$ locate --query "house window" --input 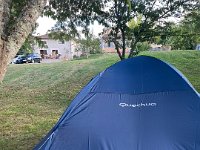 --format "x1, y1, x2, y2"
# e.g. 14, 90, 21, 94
58, 40, 65, 44
52, 50, 60, 59
40, 50, 47, 59
40, 50, 47, 55
52, 50, 58, 55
